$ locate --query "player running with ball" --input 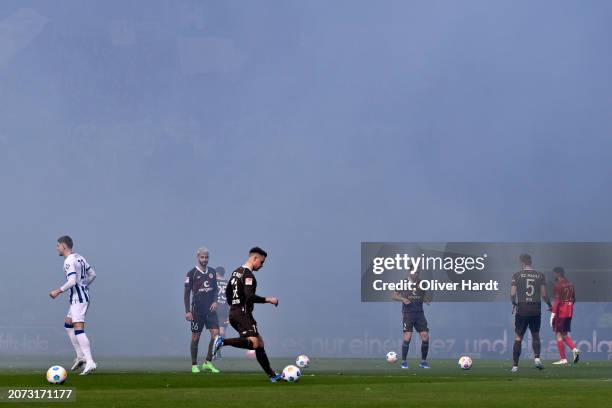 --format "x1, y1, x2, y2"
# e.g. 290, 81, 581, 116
49, 236, 98, 375
211, 247, 281, 382
551, 267, 580, 365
